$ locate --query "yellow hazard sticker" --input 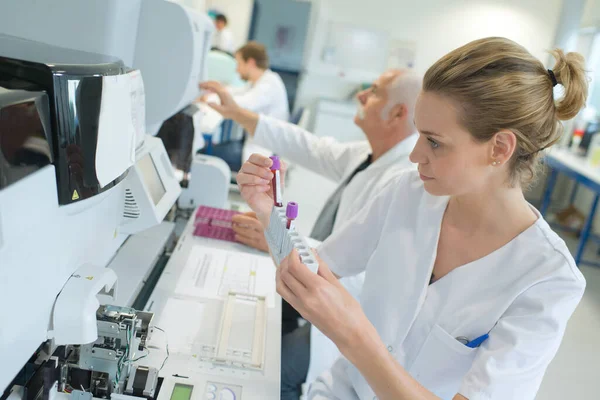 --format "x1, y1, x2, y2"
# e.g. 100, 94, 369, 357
72, 190, 80, 200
